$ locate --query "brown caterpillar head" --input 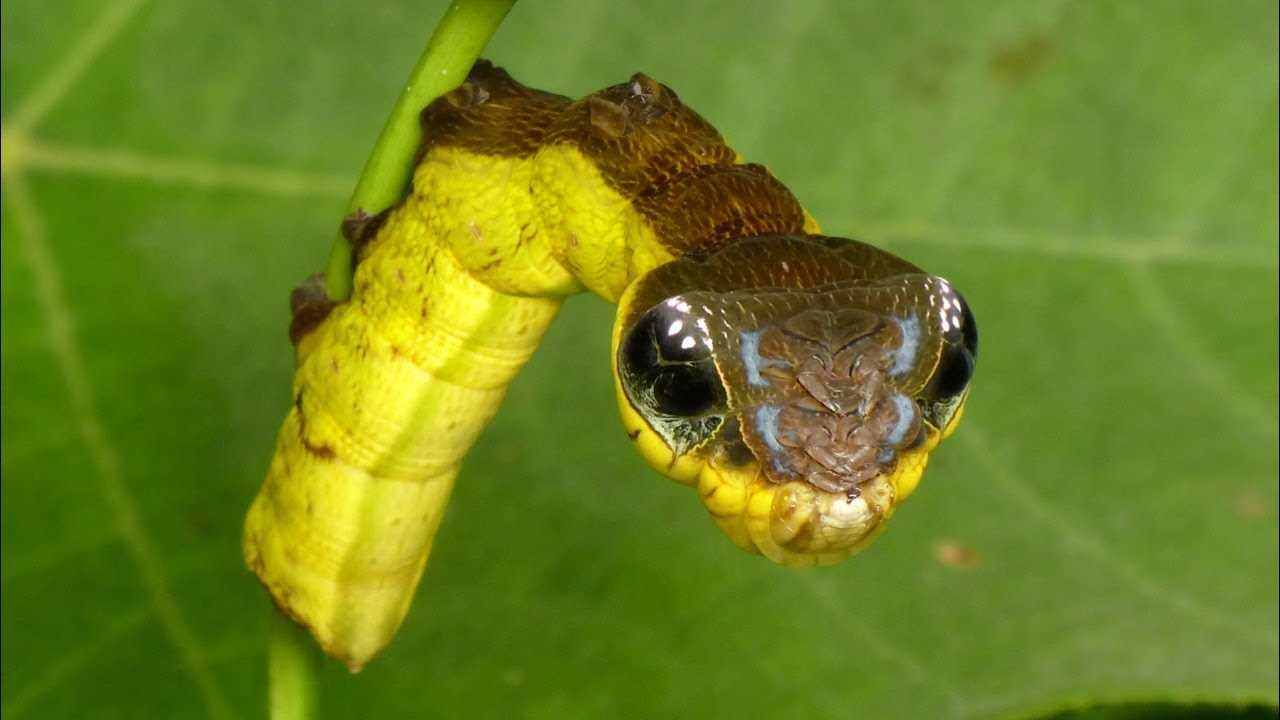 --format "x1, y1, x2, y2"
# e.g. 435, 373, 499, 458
612, 235, 976, 565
